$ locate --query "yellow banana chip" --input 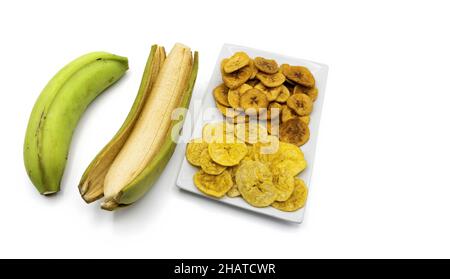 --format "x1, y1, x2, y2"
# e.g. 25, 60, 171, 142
254, 57, 279, 74
224, 52, 250, 73
276, 85, 290, 103
226, 165, 241, 198
256, 141, 306, 176
272, 178, 308, 211
202, 122, 235, 143
194, 170, 233, 198
186, 138, 208, 167
272, 170, 295, 202
236, 160, 276, 207
234, 122, 269, 144
216, 101, 241, 118
287, 93, 313, 116
255, 83, 282, 102
199, 149, 227, 175
213, 83, 230, 106
256, 72, 285, 87
208, 142, 248, 166
222, 66, 252, 89
294, 85, 318, 102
